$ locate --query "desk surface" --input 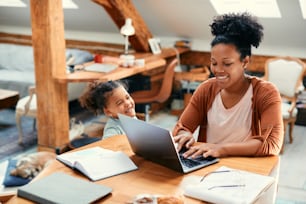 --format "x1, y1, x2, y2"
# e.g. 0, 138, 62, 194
56, 58, 166, 83
8, 135, 279, 204
54, 47, 189, 83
